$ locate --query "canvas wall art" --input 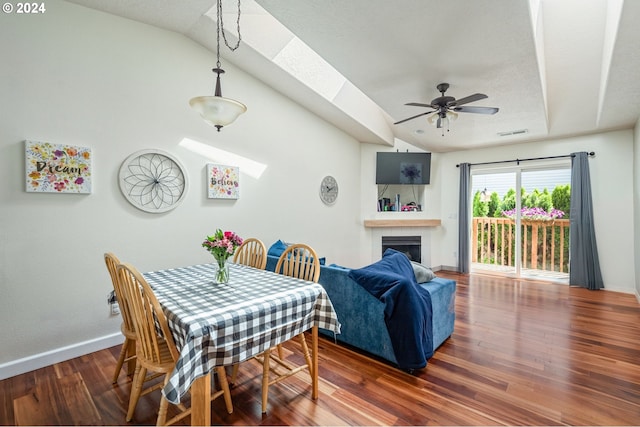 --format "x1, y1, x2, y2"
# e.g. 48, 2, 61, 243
207, 164, 239, 199
25, 140, 92, 194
